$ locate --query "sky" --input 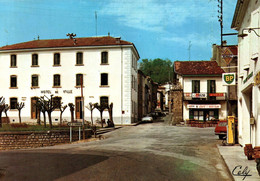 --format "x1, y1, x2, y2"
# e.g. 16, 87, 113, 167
0, 0, 238, 61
